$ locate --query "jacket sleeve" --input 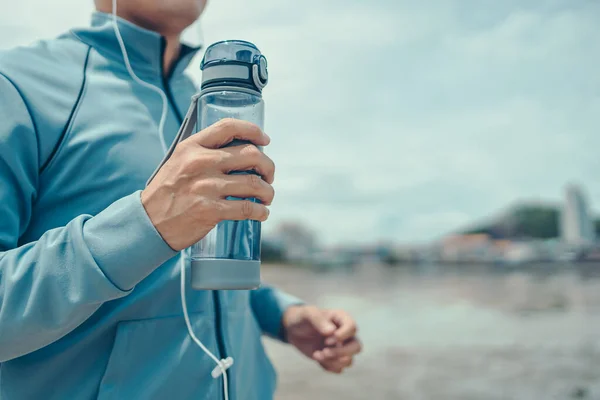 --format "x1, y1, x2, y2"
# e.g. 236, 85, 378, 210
0, 74, 178, 362
250, 284, 304, 341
